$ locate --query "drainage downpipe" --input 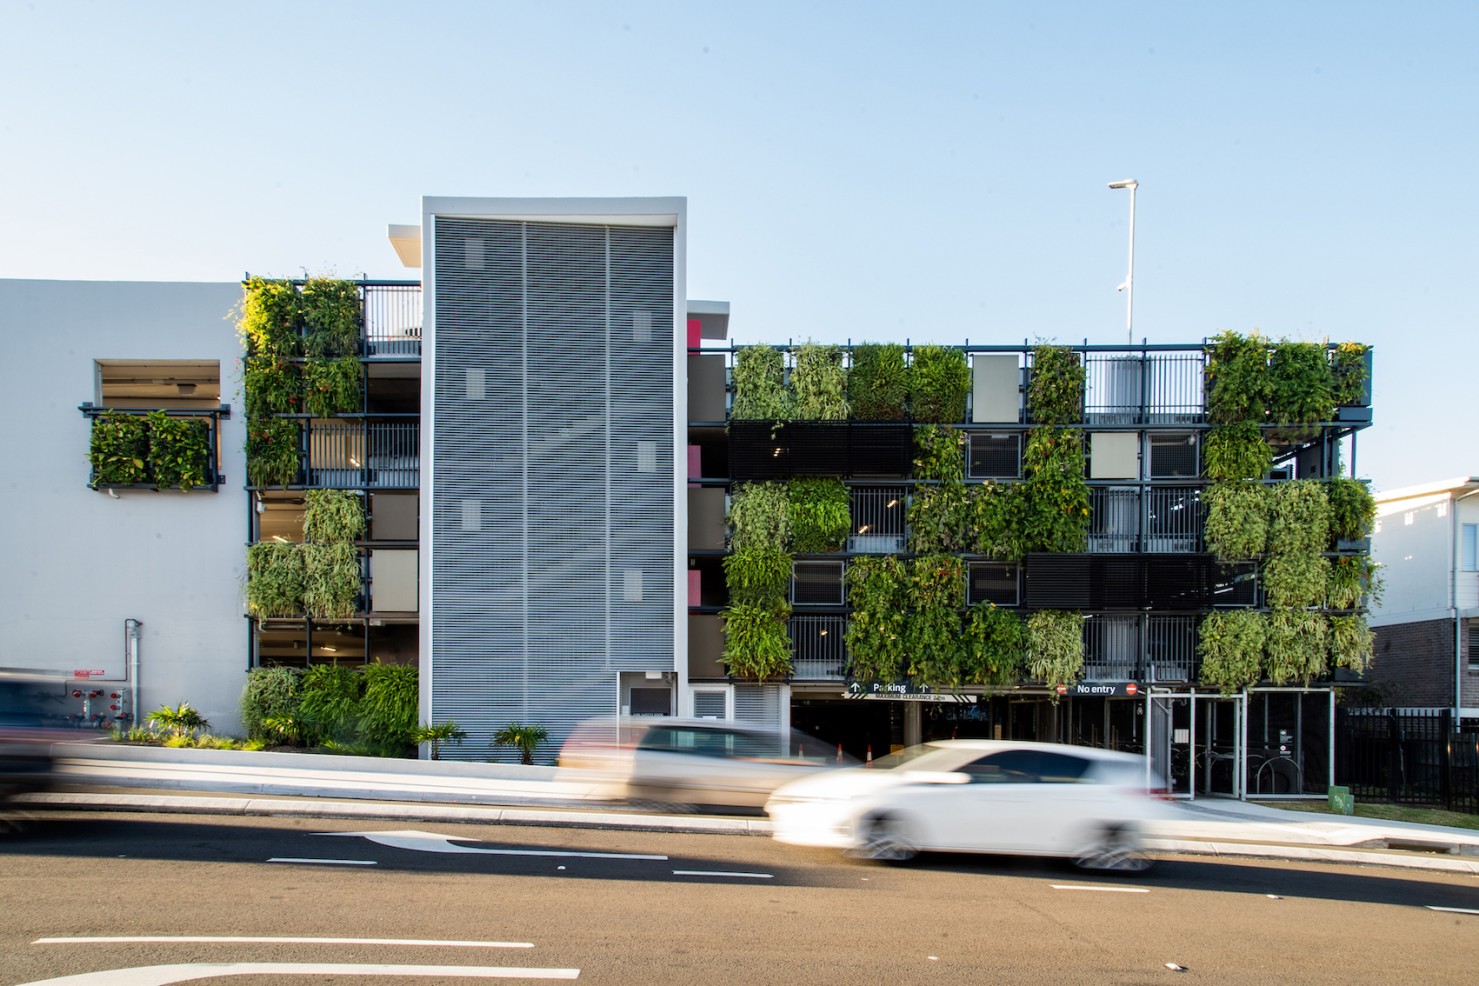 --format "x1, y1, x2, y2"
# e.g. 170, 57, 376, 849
124, 618, 142, 728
